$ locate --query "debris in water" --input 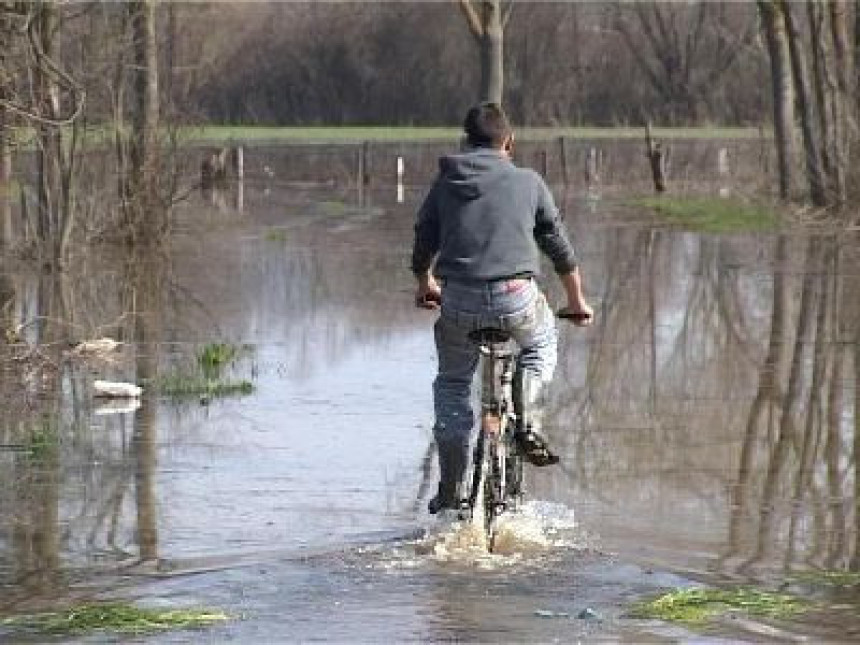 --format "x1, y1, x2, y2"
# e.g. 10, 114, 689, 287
93, 380, 143, 398
534, 609, 570, 619
71, 338, 121, 357
94, 399, 142, 415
